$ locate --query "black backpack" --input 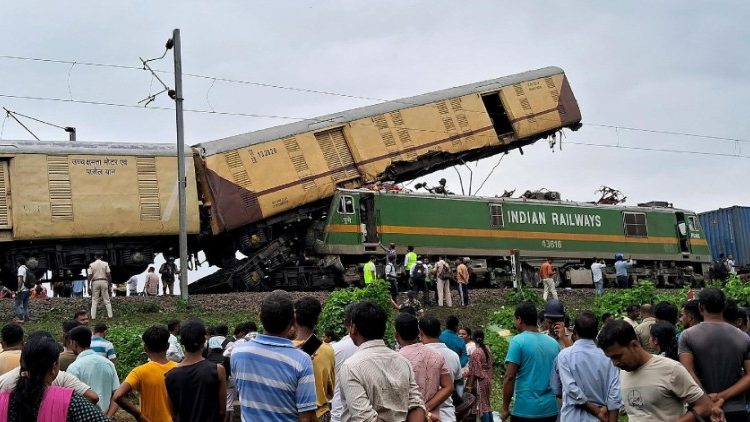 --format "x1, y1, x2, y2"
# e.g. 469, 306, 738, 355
713, 259, 729, 281
22, 266, 37, 289
412, 262, 426, 282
